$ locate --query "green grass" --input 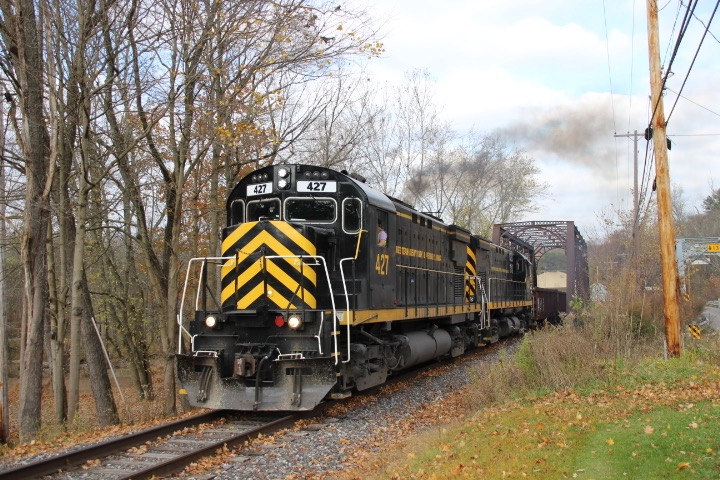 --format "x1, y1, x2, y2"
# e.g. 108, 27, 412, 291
354, 337, 720, 480
571, 401, 720, 479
